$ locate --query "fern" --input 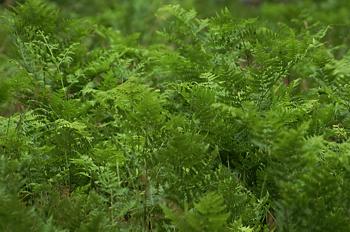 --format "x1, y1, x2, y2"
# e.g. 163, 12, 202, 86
162, 192, 230, 232
1, 0, 350, 231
